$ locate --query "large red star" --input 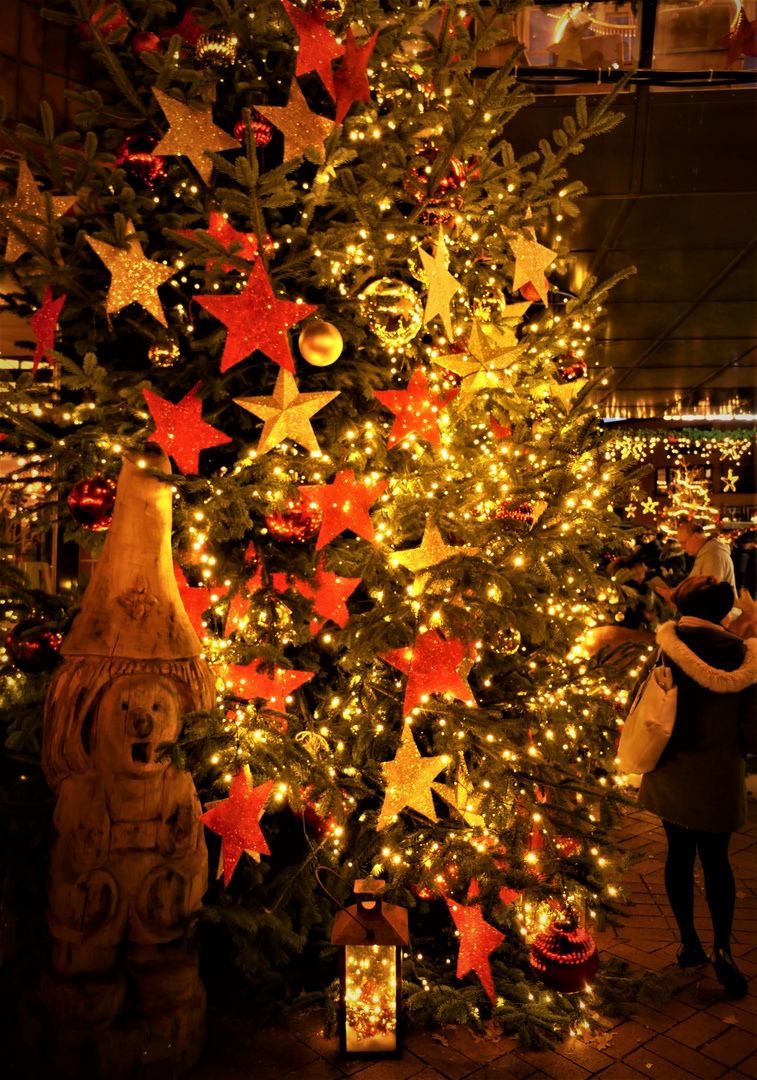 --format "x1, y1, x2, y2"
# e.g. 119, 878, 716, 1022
179, 210, 259, 273
196, 258, 317, 373
173, 563, 212, 638
281, 0, 345, 99
374, 367, 448, 448
199, 770, 273, 886
445, 882, 505, 1004
293, 560, 362, 634
334, 28, 379, 124
30, 286, 66, 376
715, 10, 757, 69
381, 630, 477, 714
298, 468, 388, 551
143, 382, 232, 475
217, 661, 314, 705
